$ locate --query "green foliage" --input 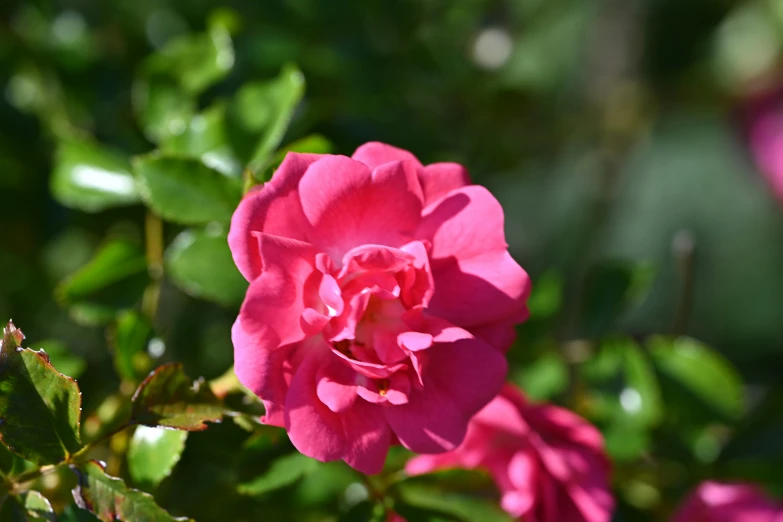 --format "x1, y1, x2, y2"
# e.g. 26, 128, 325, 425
0, 326, 82, 465
165, 226, 247, 307
131, 363, 224, 431
133, 154, 242, 225
72, 461, 191, 522
111, 311, 154, 383
51, 138, 139, 213
649, 336, 744, 420
243, 64, 306, 178
56, 240, 150, 326
390, 471, 515, 522
237, 452, 317, 496
127, 427, 188, 489
2, 1, 780, 520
